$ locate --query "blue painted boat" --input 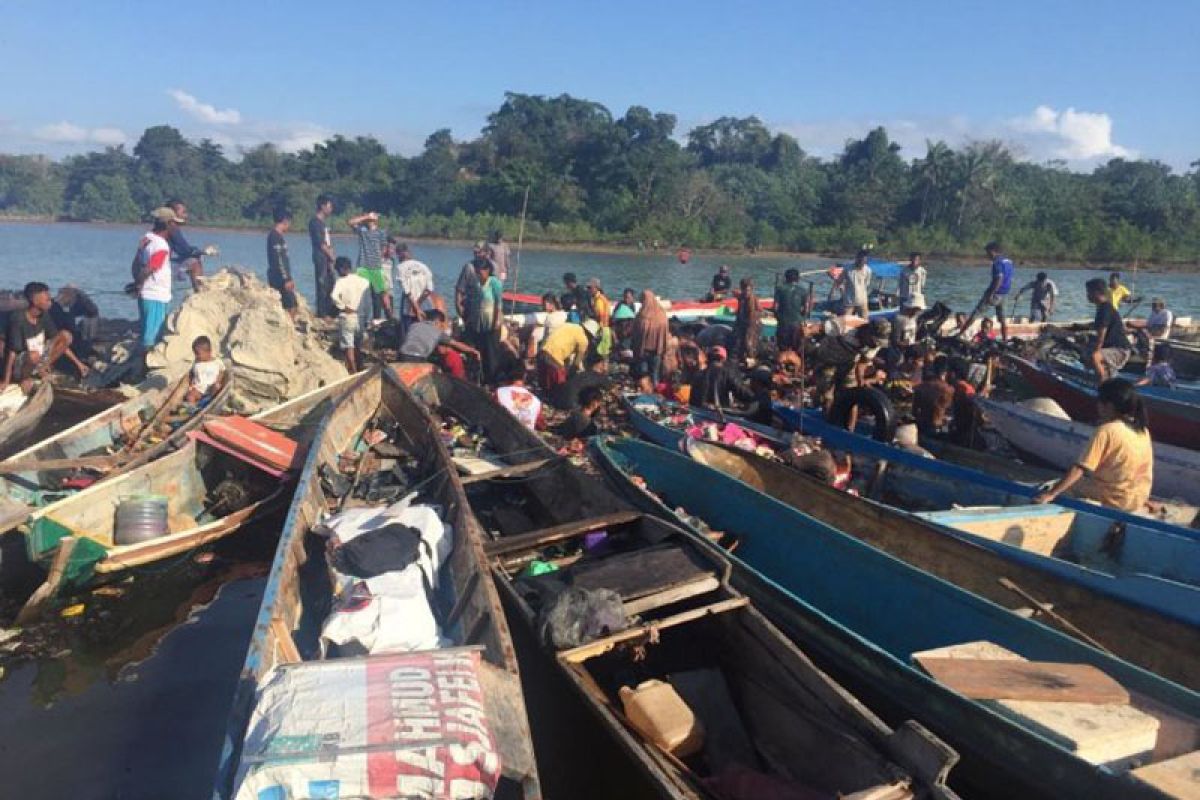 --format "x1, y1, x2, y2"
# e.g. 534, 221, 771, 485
621, 395, 1200, 685
772, 401, 1200, 544
591, 436, 1200, 800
